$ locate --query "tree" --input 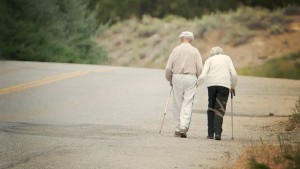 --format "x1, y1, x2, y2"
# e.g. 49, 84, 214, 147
0, 0, 106, 64
89, 0, 300, 23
